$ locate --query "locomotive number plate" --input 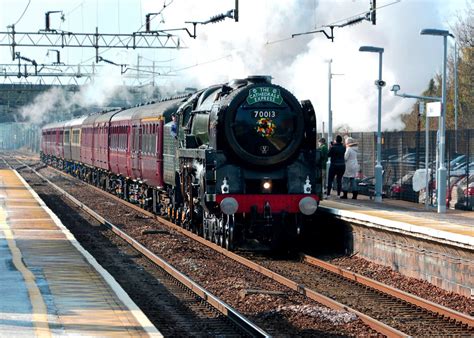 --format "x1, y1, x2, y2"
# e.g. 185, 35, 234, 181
253, 110, 276, 118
